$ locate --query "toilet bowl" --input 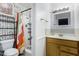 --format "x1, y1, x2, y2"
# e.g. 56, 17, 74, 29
4, 48, 19, 56
0, 39, 14, 51
0, 39, 19, 56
